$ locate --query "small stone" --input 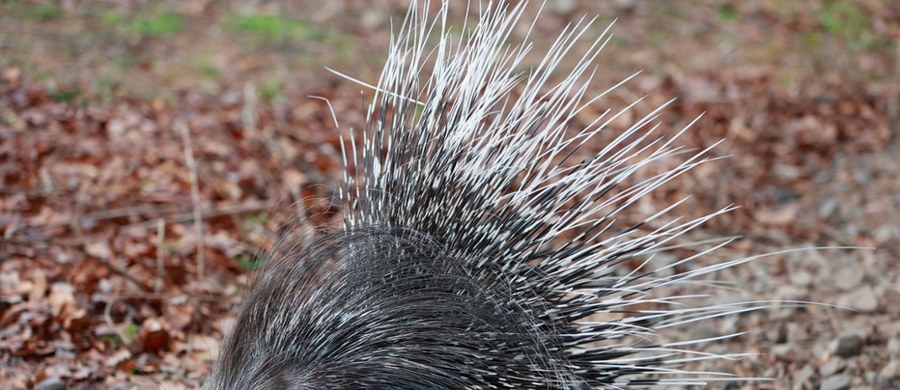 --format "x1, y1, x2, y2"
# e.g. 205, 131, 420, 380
777, 285, 807, 301
819, 358, 846, 376
888, 337, 900, 357
720, 315, 739, 335
879, 321, 900, 338
818, 198, 838, 218
792, 365, 814, 390
819, 374, 851, 390
790, 270, 814, 287
829, 334, 865, 358
834, 267, 865, 291
787, 323, 810, 343
613, 0, 637, 14
35, 377, 66, 390
878, 361, 900, 389
719, 381, 741, 390
836, 286, 879, 313
550, 0, 577, 14
885, 288, 900, 316
360, 9, 388, 30
771, 344, 793, 359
